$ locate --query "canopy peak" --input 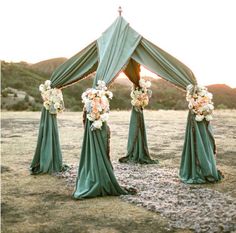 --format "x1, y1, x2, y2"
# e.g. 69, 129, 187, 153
118, 6, 122, 16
